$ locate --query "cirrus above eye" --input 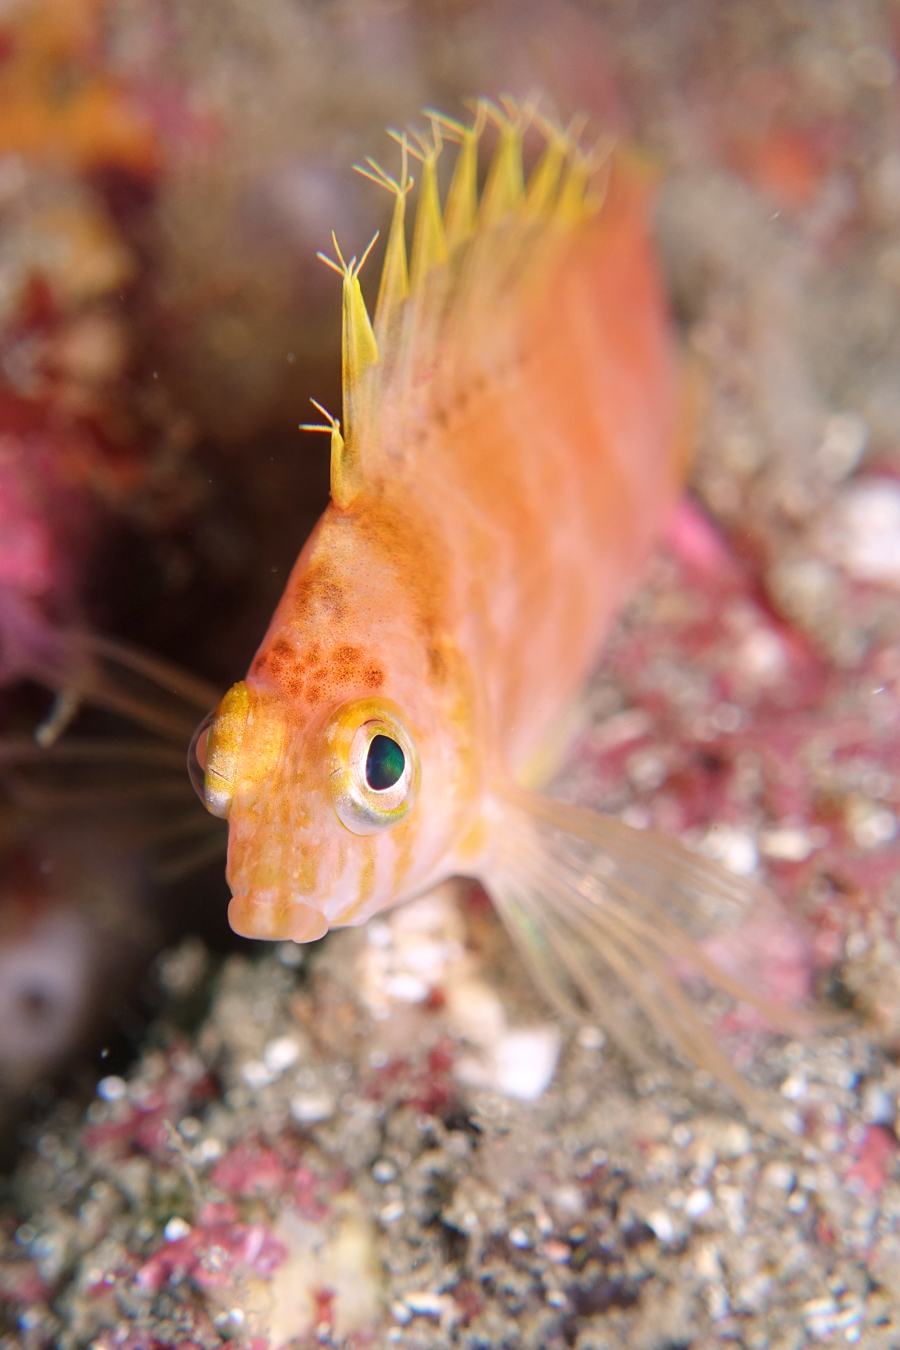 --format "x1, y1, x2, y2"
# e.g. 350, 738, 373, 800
326, 699, 419, 835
